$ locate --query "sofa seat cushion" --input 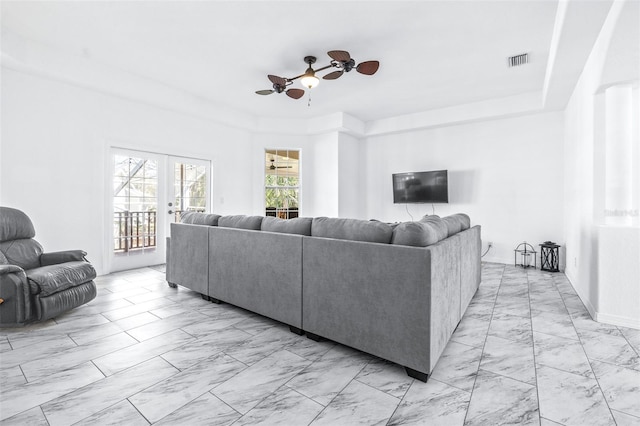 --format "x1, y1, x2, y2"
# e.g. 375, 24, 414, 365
26, 261, 97, 297
181, 211, 221, 226
261, 217, 312, 236
218, 215, 264, 230
391, 221, 442, 247
311, 217, 393, 244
